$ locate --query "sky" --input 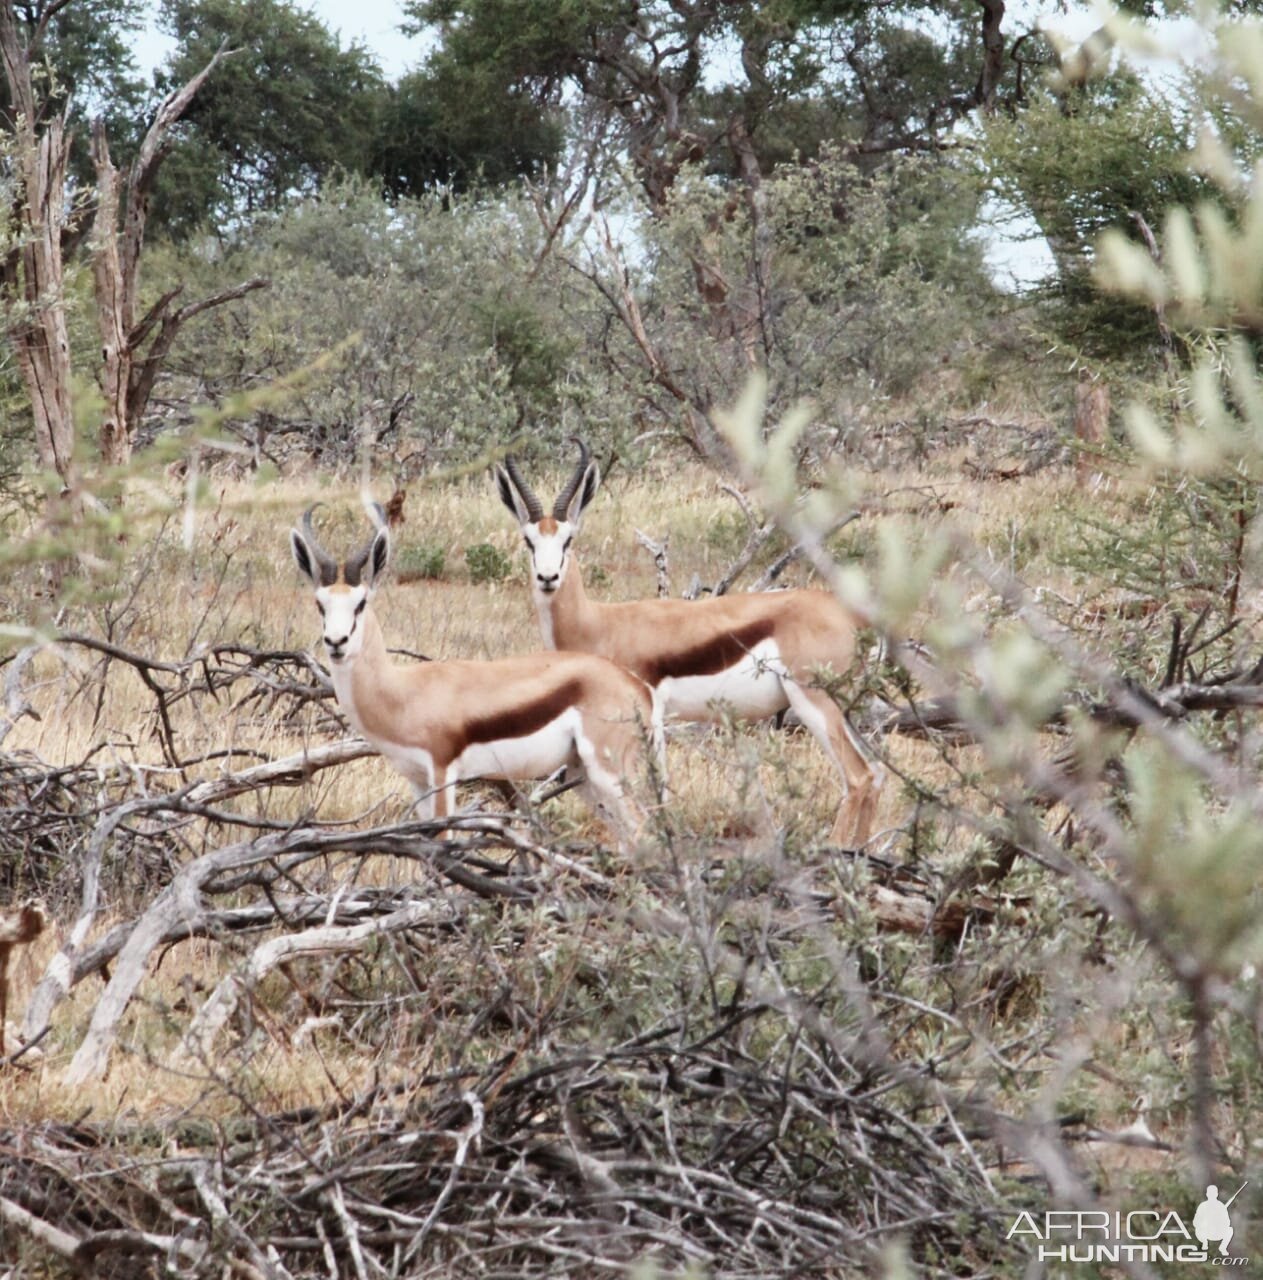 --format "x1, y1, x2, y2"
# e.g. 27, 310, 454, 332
135, 0, 422, 81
